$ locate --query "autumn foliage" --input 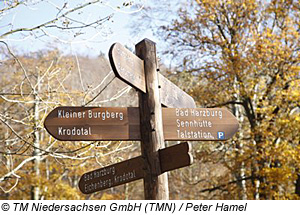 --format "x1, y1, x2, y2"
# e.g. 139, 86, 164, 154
159, 0, 300, 199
